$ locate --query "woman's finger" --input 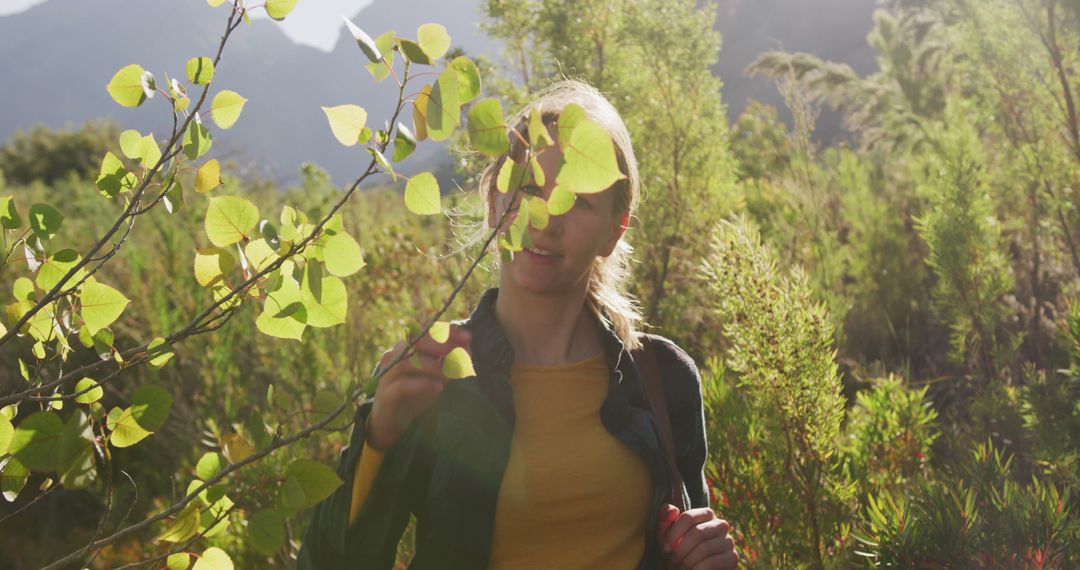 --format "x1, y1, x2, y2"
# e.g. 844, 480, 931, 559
678, 532, 735, 569
672, 518, 728, 565
663, 509, 716, 553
